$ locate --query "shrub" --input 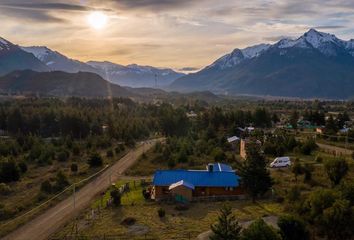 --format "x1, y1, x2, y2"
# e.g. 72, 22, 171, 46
0, 159, 20, 183
18, 161, 27, 173
72, 145, 80, 156
303, 164, 314, 183
291, 159, 303, 181
287, 186, 301, 202
0, 183, 12, 195
110, 188, 121, 206
278, 215, 309, 240
57, 150, 70, 162
315, 155, 323, 163
106, 149, 114, 158
158, 208, 166, 218
324, 158, 349, 186
241, 218, 280, 240
87, 152, 103, 167
40, 180, 52, 194
70, 163, 78, 173
53, 171, 69, 192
